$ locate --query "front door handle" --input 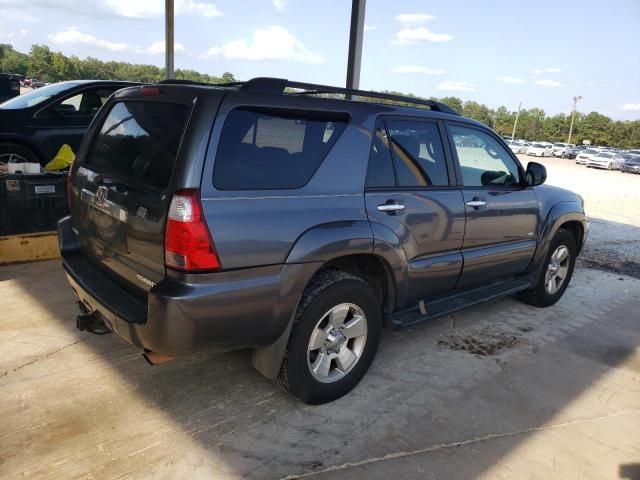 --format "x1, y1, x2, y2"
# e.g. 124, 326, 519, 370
377, 204, 405, 213
466, 200, 487, 209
